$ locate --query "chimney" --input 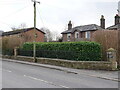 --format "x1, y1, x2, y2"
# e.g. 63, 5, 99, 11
68, 21, 72, 30
115, 14, 120, 25
100, 15, 105, 29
